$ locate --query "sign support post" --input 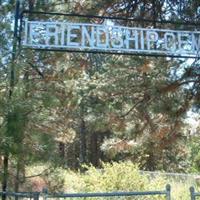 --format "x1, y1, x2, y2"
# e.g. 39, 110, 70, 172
2, 1, 21, 200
